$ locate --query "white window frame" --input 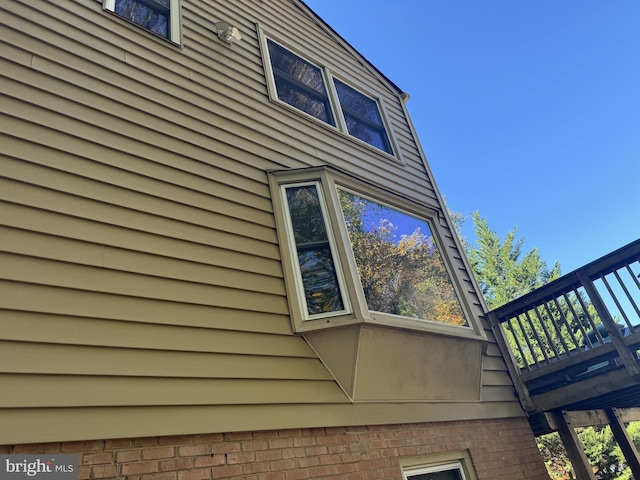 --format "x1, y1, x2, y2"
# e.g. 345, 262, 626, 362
260, 30, 400, 159
269, 167, 486, 340
404, 462, 466, 480
103, 0, 181, 44
401, 451, 478, 480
